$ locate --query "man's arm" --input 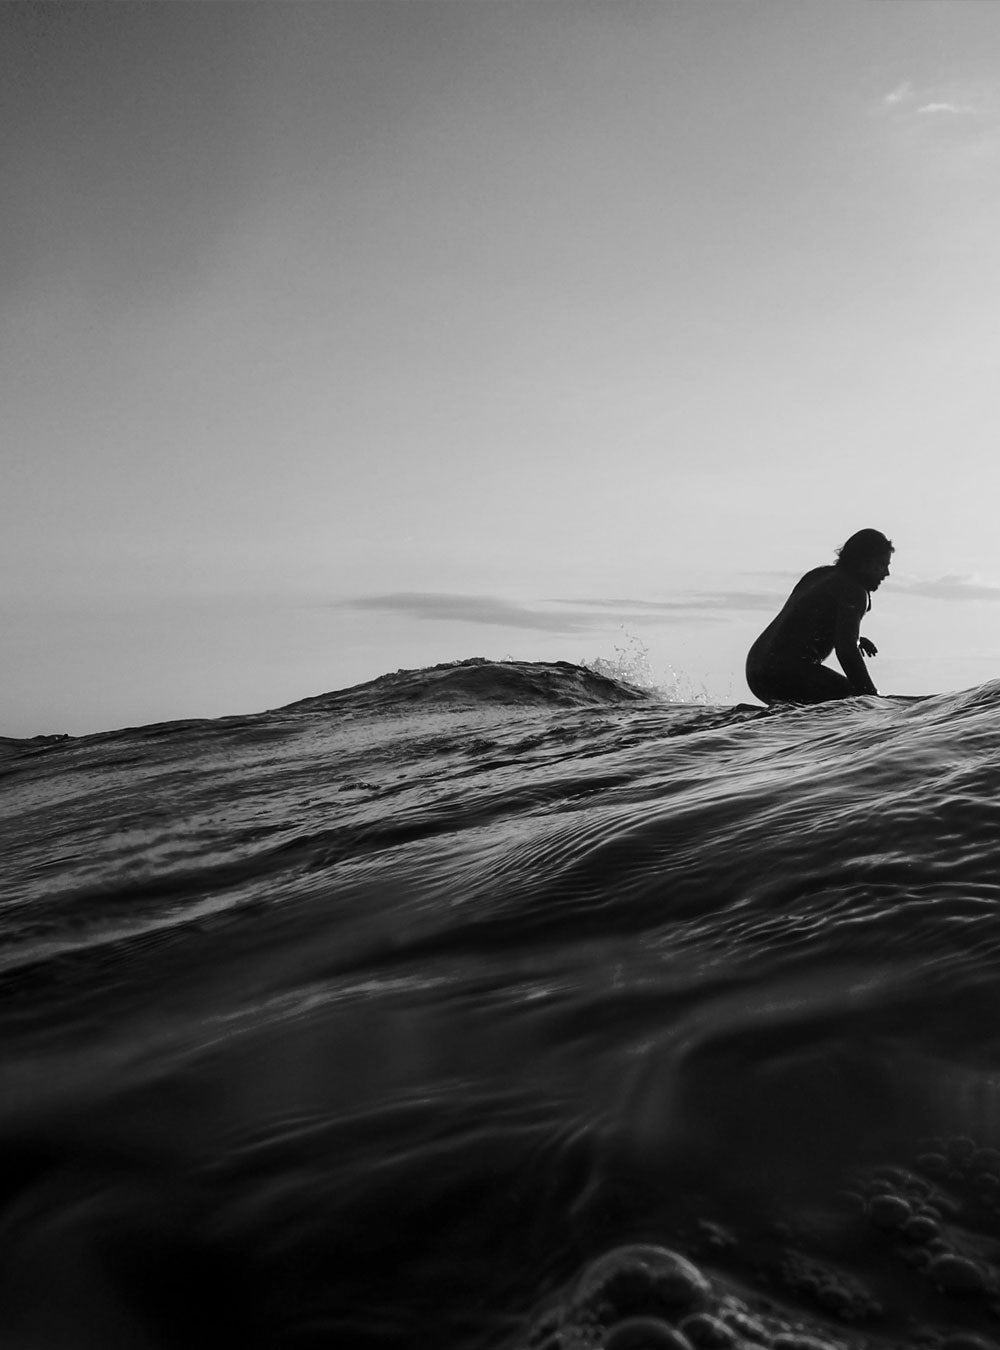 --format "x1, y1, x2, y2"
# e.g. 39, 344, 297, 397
834, 592, 878, 695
